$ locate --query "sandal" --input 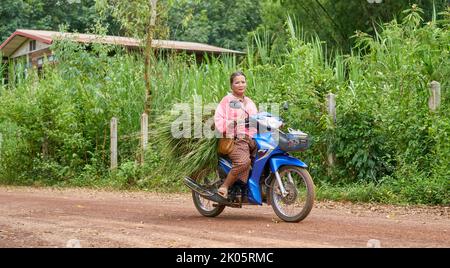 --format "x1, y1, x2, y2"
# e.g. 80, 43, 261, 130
218, 186, 228, 199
